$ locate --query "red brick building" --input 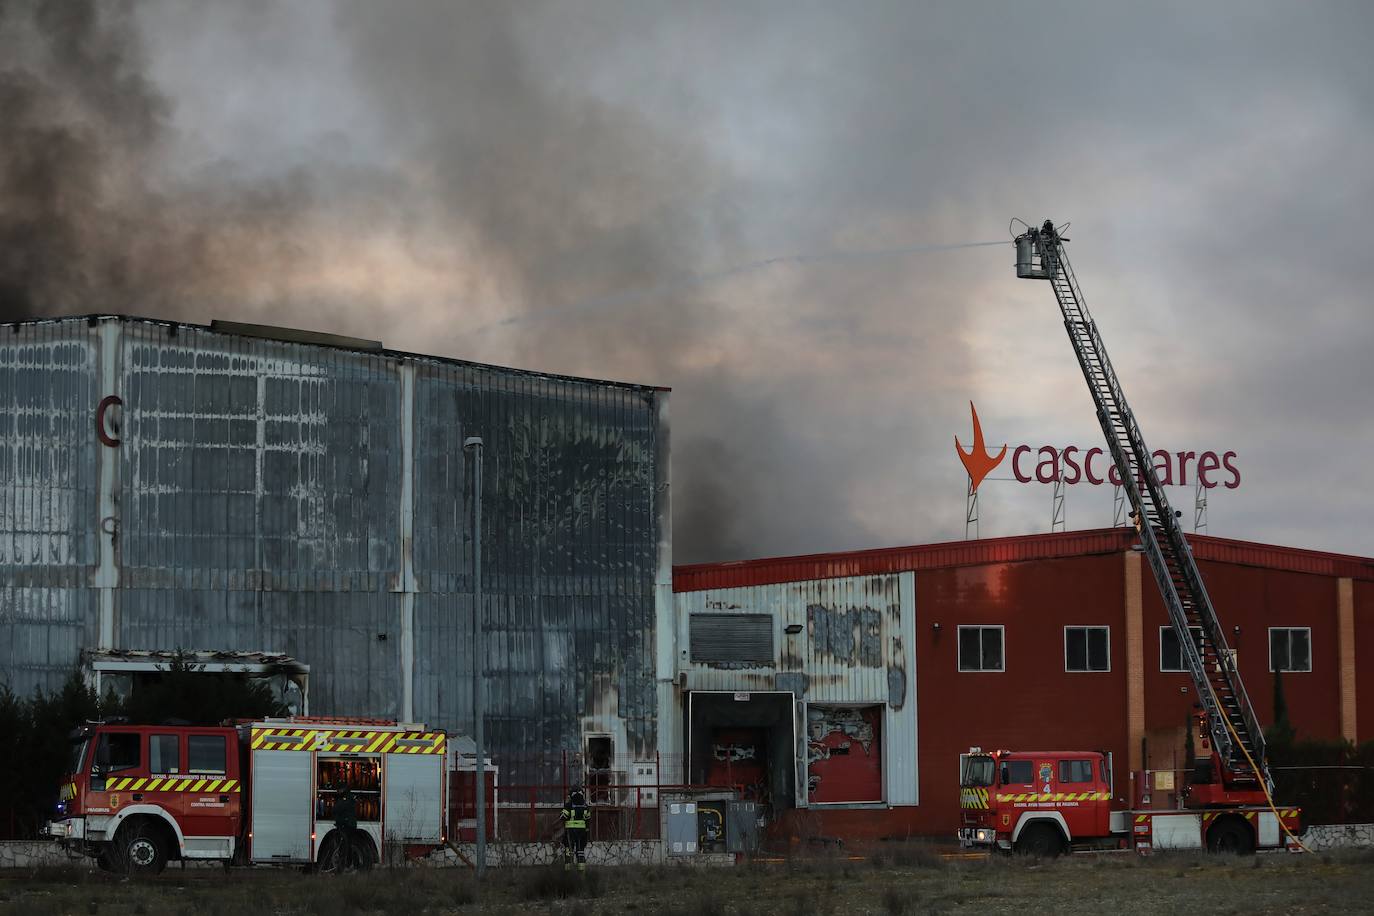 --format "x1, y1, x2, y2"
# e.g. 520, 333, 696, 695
671, 528, 1373, 840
